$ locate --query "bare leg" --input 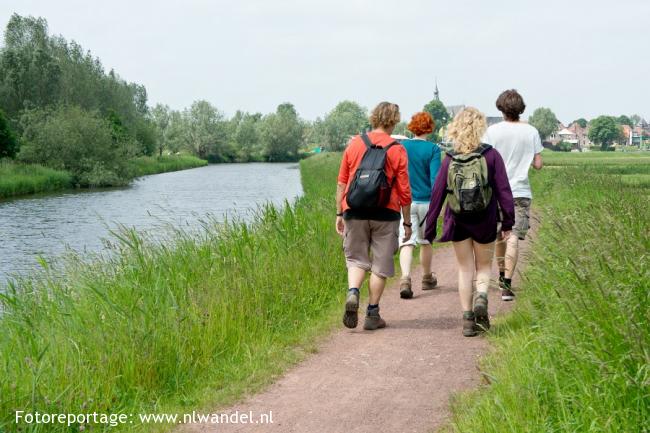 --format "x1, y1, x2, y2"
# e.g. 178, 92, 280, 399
473, 241, 495, 294
399, 245, 414, 278
495, 232, 506, 274
348, 266, 366, 289
452, 239, 475, 312
420, 244, 433, 275
504, 236, 519, 279
368, 273, 387, 305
